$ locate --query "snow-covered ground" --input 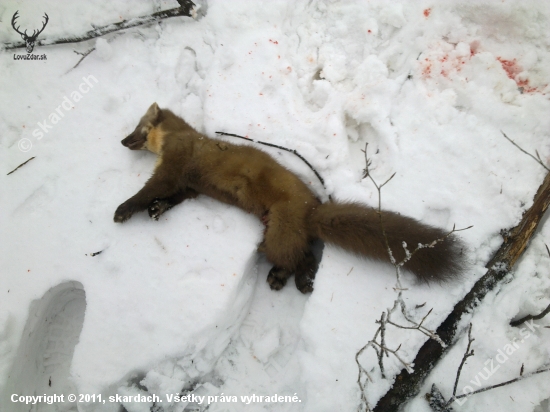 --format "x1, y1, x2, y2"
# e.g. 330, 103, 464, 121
1, 1, 550, 411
